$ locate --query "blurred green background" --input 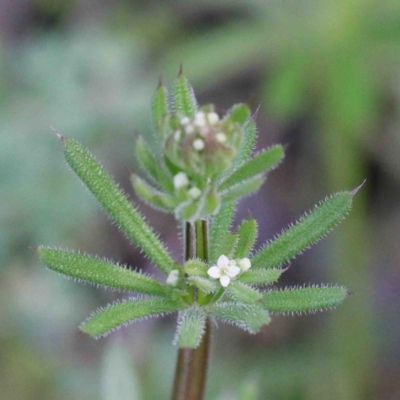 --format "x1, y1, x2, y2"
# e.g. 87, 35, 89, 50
1, 1, 400, 399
